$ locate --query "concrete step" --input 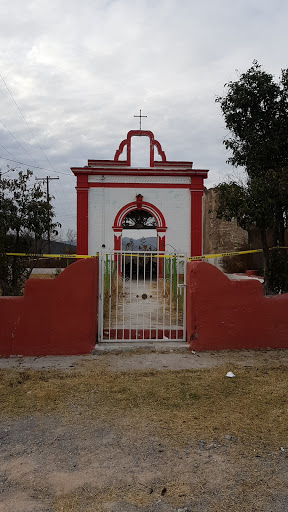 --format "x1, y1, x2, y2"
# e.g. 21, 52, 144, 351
92, 341, 188, 354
